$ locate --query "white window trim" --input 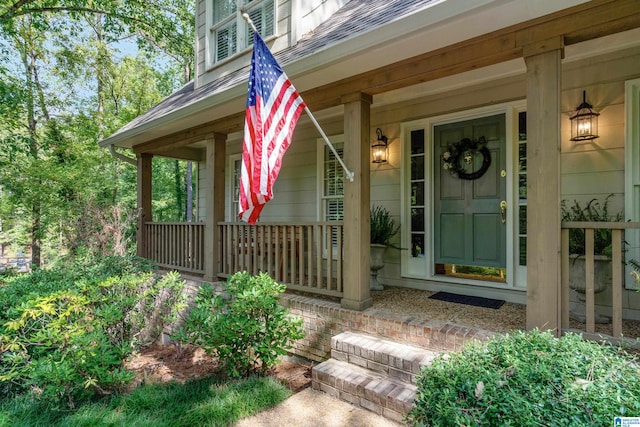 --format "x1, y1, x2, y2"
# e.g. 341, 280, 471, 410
317, 135, 344, 259
205, 0, 277, 69
227, 153, 242, 222
316, 135, 345, 221
624, 78, 640, 288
